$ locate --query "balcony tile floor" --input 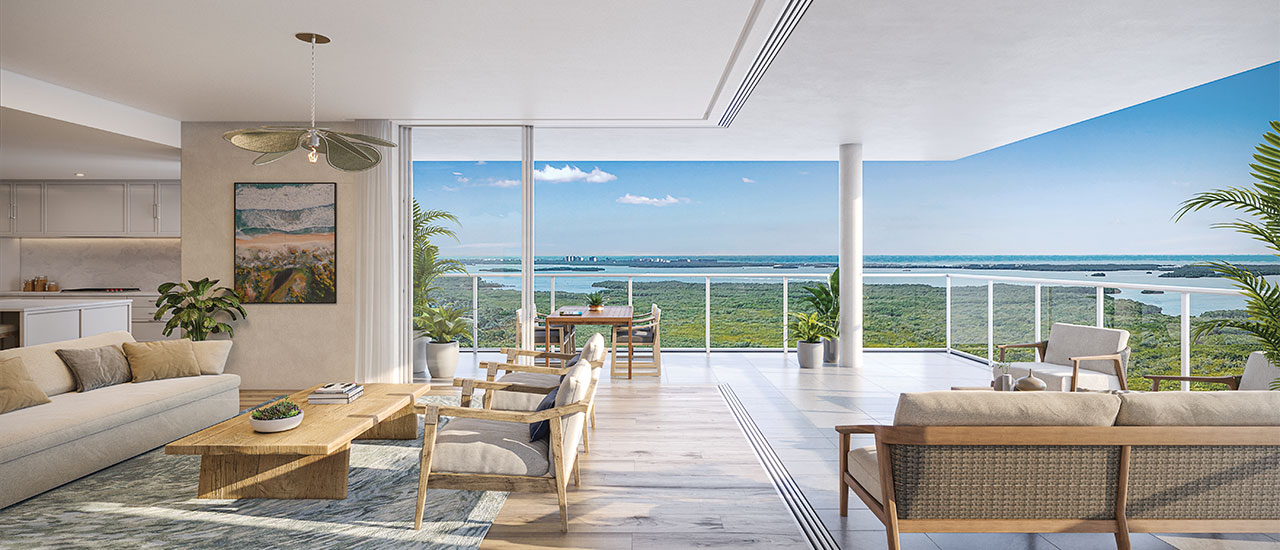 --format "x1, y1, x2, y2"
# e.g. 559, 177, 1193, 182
440, 350, 1278, 550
